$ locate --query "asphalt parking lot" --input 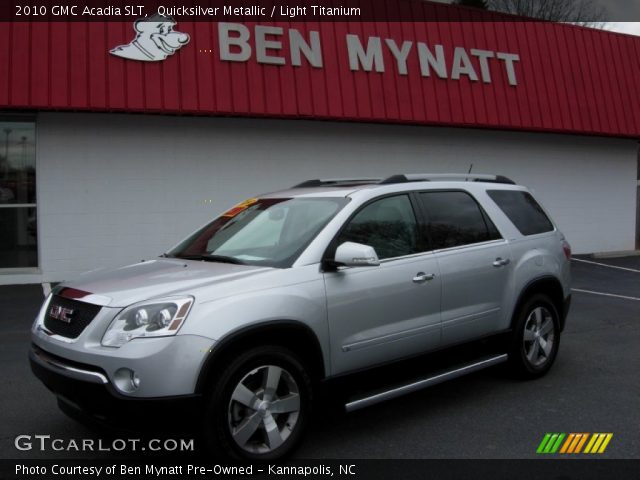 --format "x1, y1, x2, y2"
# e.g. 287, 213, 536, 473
1, 255, 638, 460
